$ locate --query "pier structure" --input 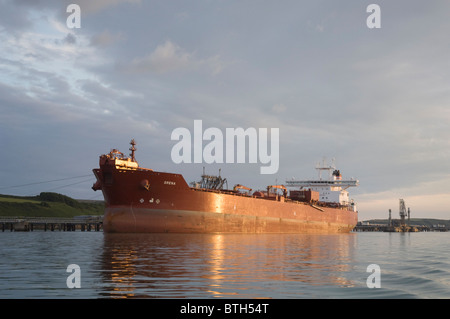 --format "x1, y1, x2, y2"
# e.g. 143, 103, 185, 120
0, 216, 103, 232
354, 223, 435, 232
354, 199, 449, 232
383, 199, 416, 232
